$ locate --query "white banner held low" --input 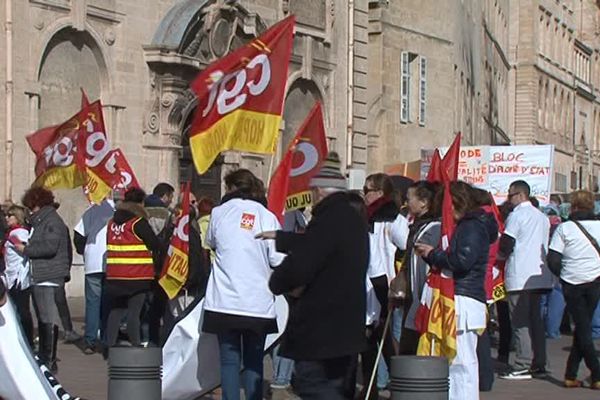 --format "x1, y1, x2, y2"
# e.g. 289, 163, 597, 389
0, 298, 81, 400
161, 295, 289, 400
